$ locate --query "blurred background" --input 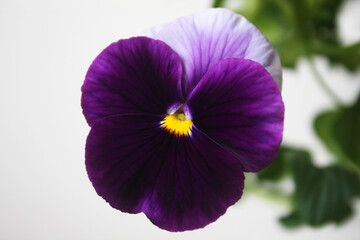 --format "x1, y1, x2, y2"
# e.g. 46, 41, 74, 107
0, 0, 359, 239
